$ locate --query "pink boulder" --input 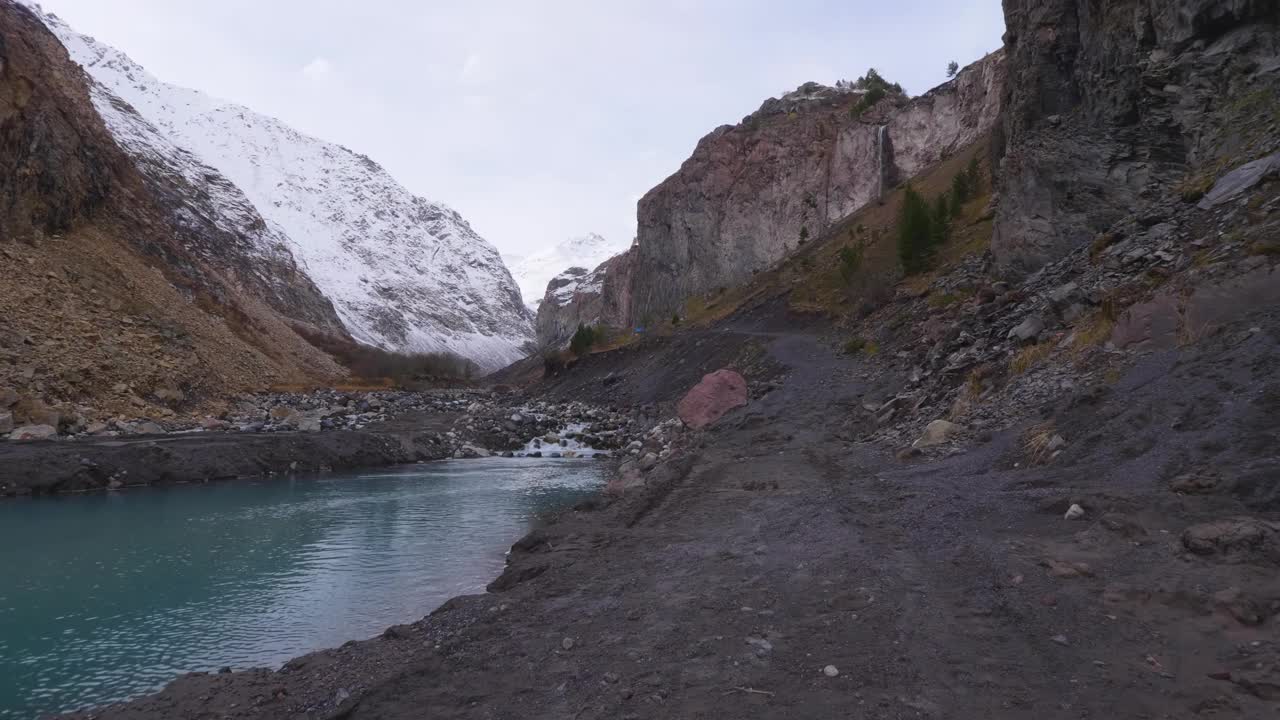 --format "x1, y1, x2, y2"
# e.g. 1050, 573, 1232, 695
677, 369, 748, 430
